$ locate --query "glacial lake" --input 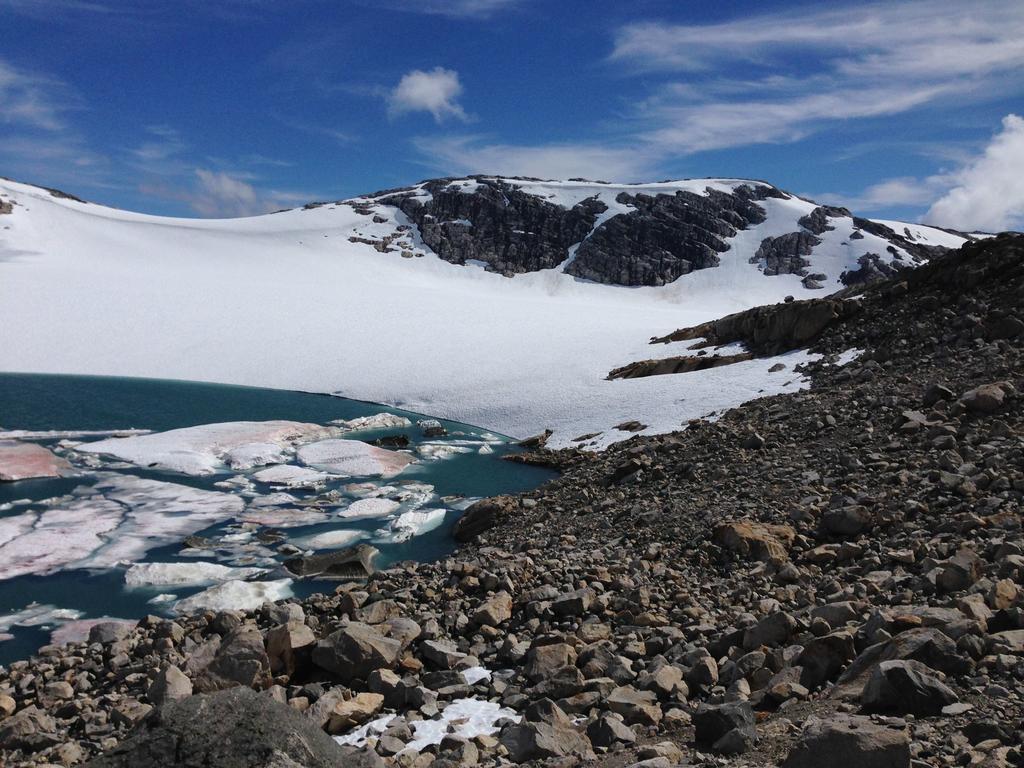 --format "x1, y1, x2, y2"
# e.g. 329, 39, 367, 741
0, 373, 555, 664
